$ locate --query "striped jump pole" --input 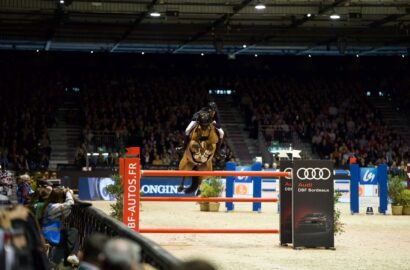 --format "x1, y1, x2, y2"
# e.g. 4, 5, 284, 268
120, 147, 287, 234
140, 197, 278, 202
141, 170, 289, 178
140, 228, 279, 234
